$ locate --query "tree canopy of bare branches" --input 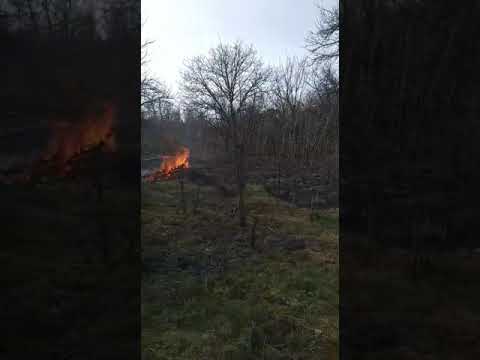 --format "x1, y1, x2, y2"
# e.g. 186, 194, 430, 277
271, 56, 308, 119
305, 5, 339, 65
181, 41, 270, 227
141, 39, 171, 110
308, 62, 339, 100
181, 41, 270, 141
